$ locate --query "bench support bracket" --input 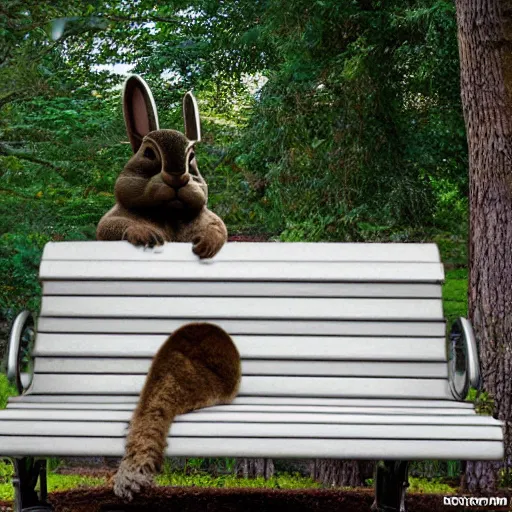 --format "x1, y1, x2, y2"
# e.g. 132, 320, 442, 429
12, 457, 53, 511
372, 460, 409, 512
